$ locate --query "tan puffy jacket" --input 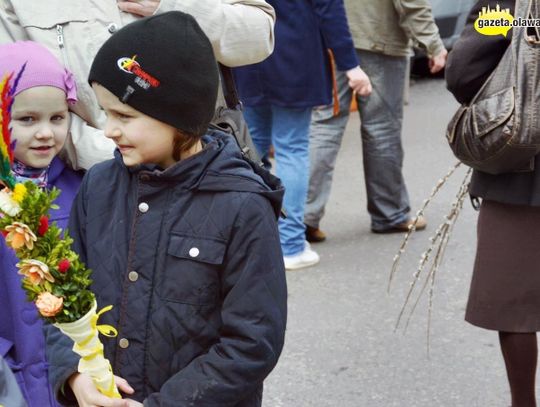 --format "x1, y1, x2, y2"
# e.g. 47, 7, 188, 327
0, 0, 275, 169
345, 0, 444, 58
